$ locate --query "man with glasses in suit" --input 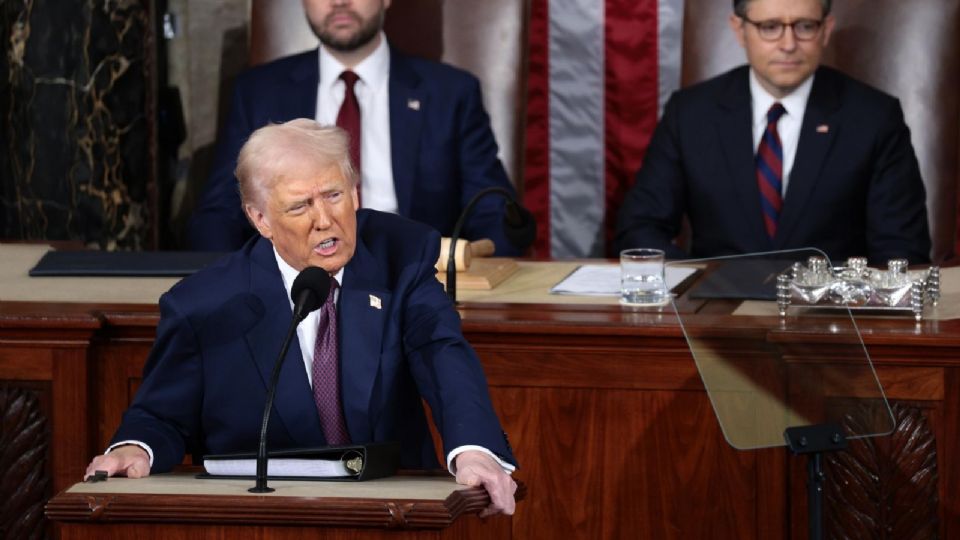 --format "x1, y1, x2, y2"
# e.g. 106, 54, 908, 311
615, 0, 930, 265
